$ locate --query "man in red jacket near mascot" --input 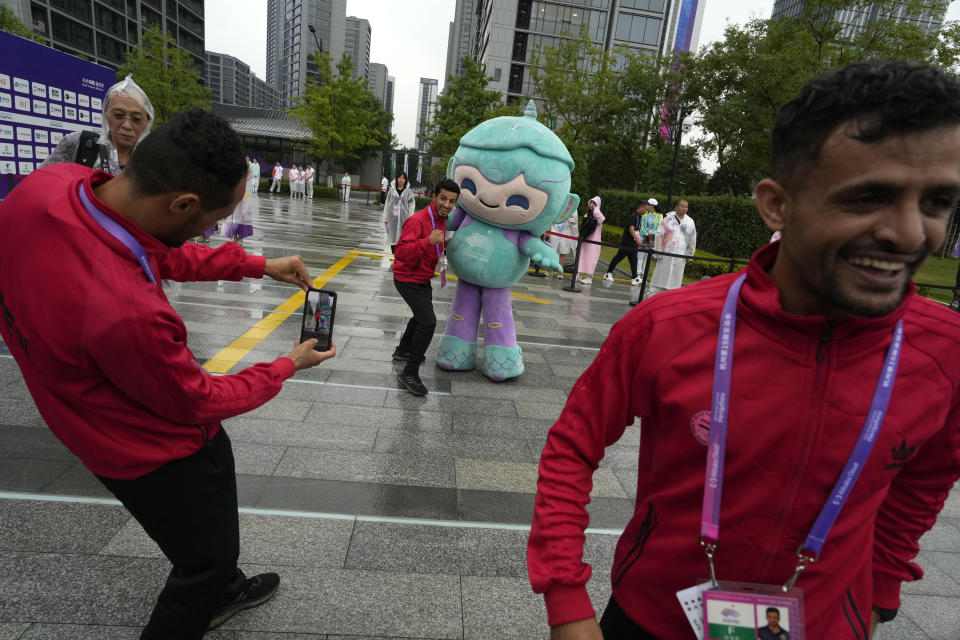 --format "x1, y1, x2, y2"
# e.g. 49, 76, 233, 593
529, 61, 960, 639
391, 178, 461, 396
0, 108, 335, 639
